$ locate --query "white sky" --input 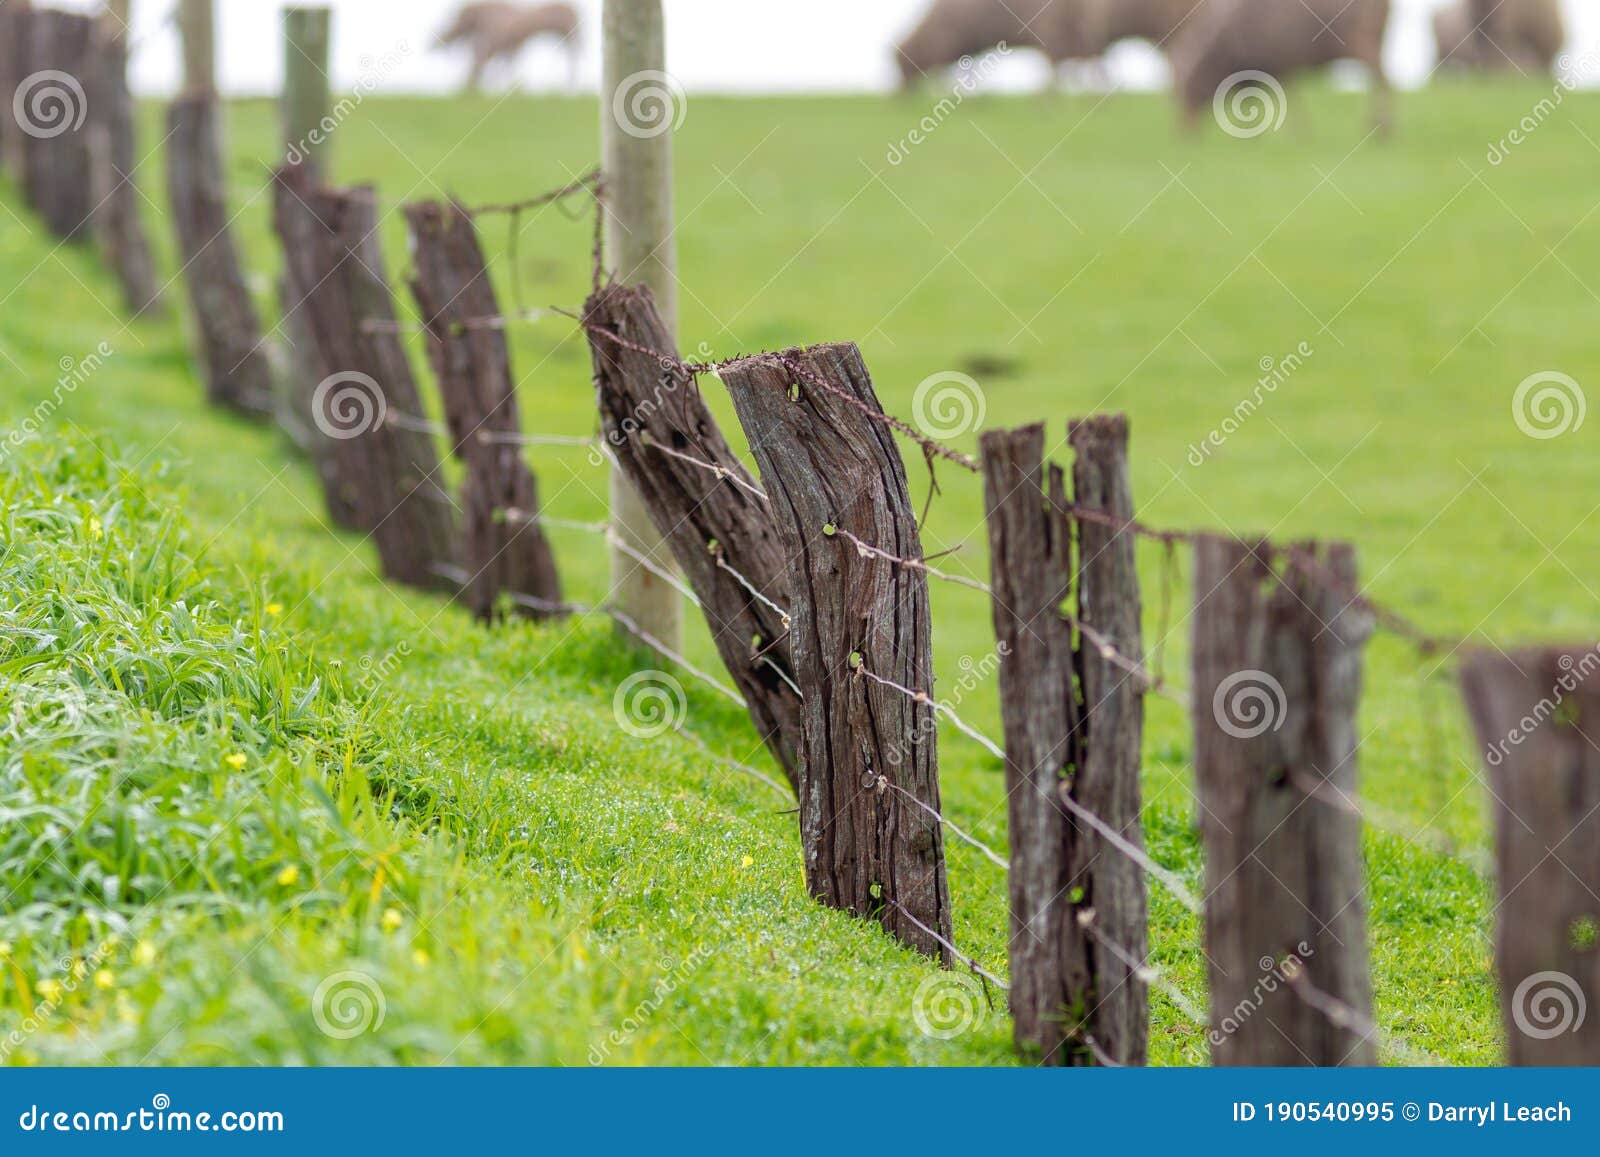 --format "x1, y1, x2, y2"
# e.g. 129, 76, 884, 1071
53, 0, 1600, 95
